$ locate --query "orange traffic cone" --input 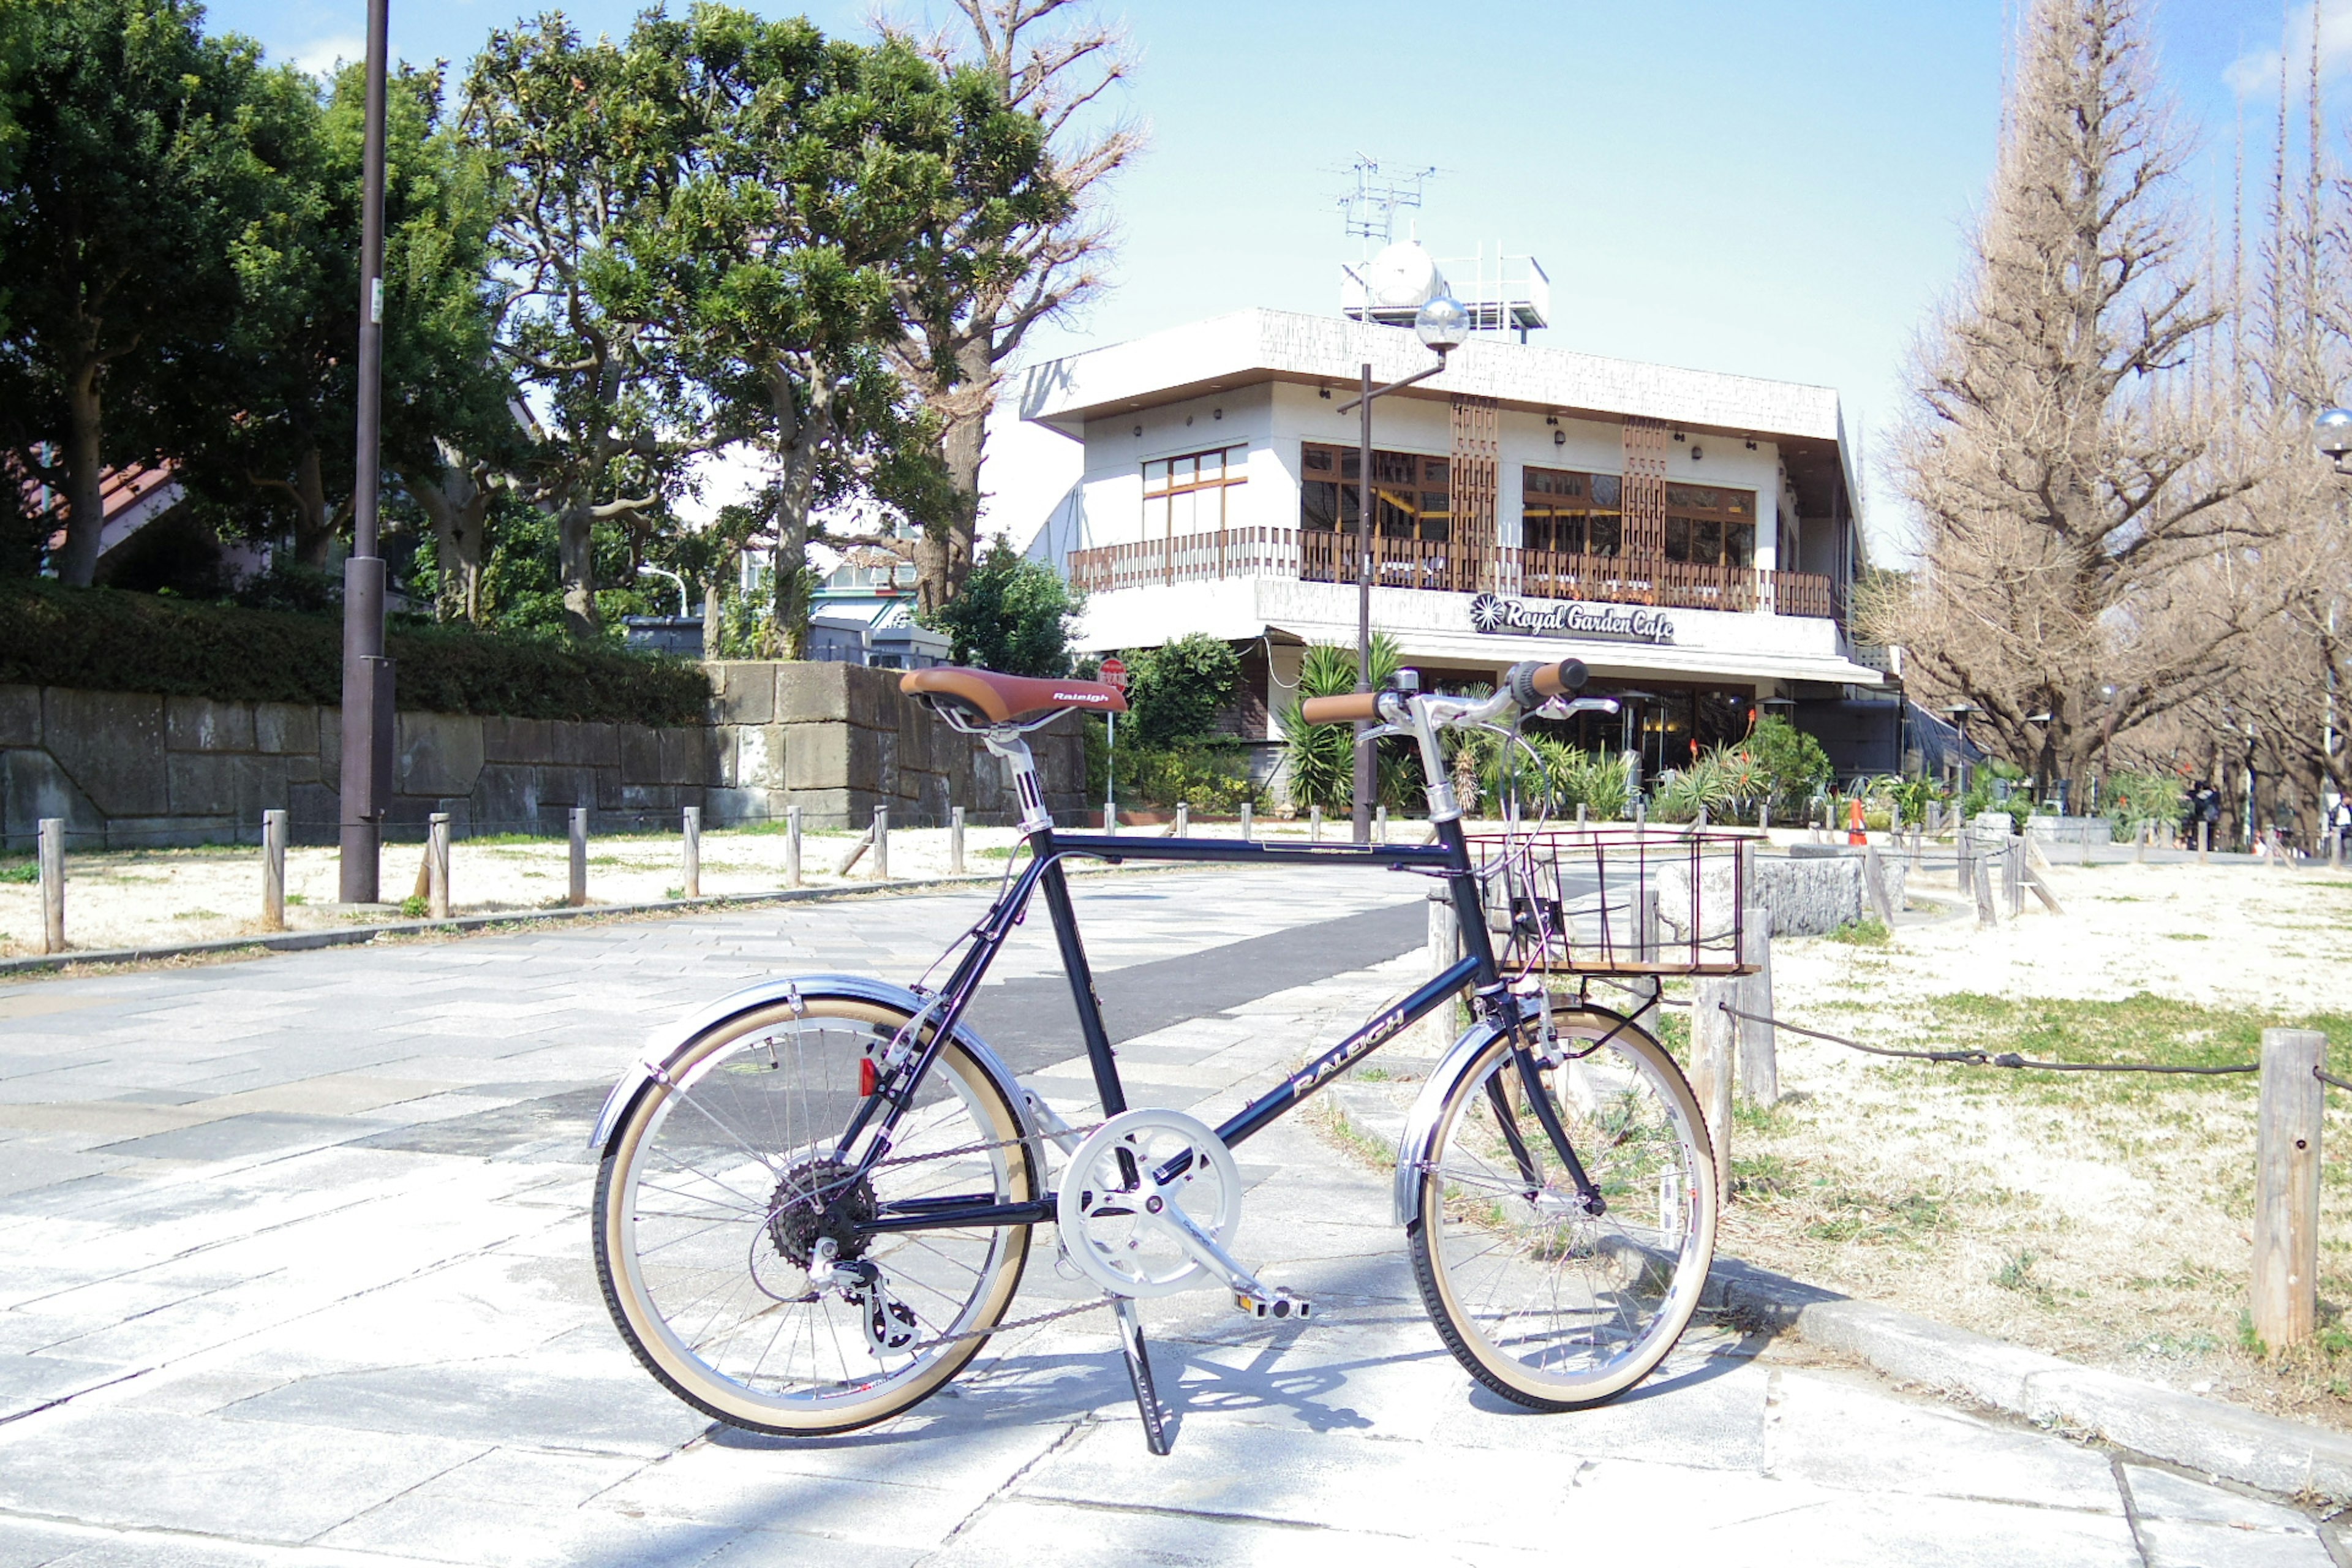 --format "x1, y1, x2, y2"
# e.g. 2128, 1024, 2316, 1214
1847, 797, 1868, 846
